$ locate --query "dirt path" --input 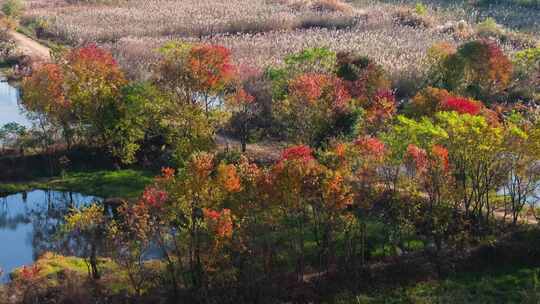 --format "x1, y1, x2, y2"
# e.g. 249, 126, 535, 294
215, 135, 284, 163
9, 30, 51, 62
493, 208, 538, 225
